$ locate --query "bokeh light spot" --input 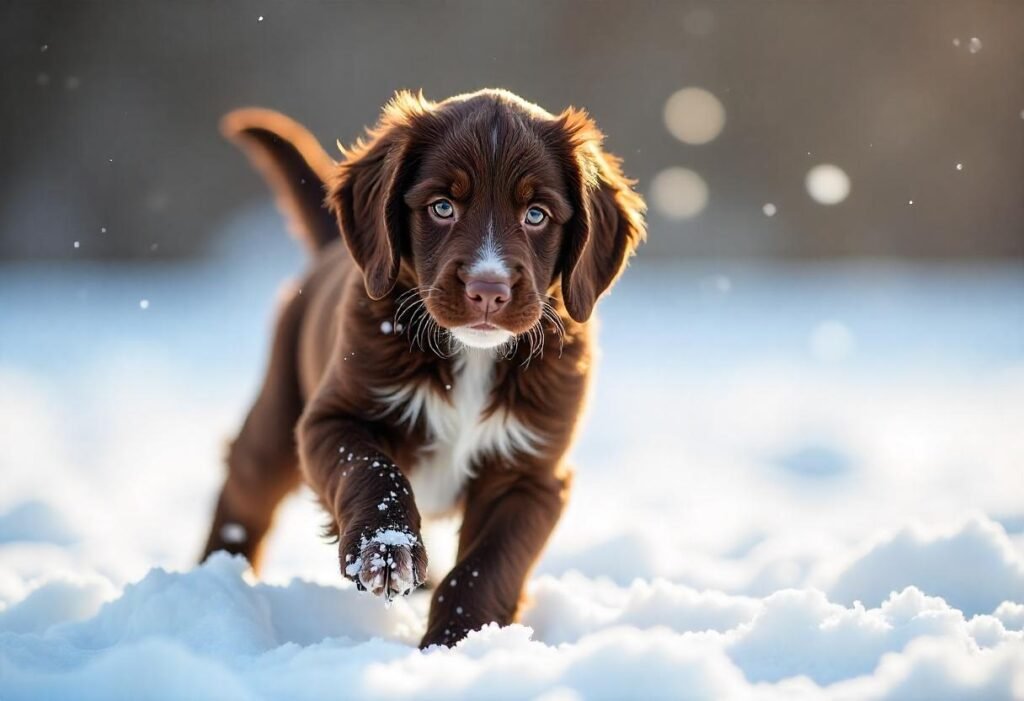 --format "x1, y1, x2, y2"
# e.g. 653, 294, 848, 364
664, 88, 726, 145
805, 164, 850, 205
650, 167, 709, 219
